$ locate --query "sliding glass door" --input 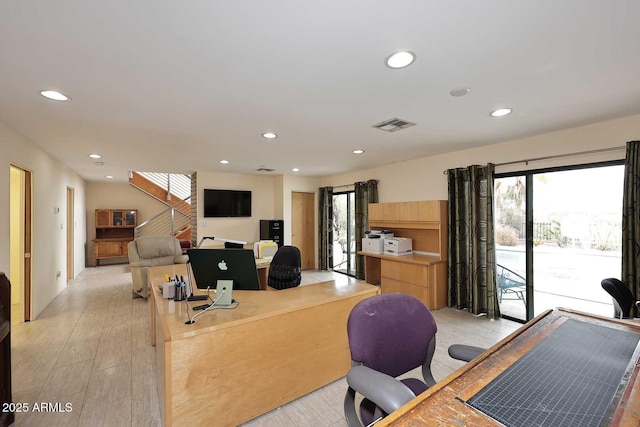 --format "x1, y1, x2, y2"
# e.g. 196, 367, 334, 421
332, 191, 356, 276
495, 162, 624, 322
